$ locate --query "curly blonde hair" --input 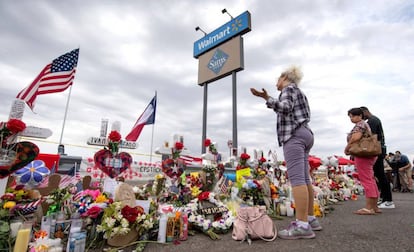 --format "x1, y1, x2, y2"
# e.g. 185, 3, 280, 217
281, 65, 303, 84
